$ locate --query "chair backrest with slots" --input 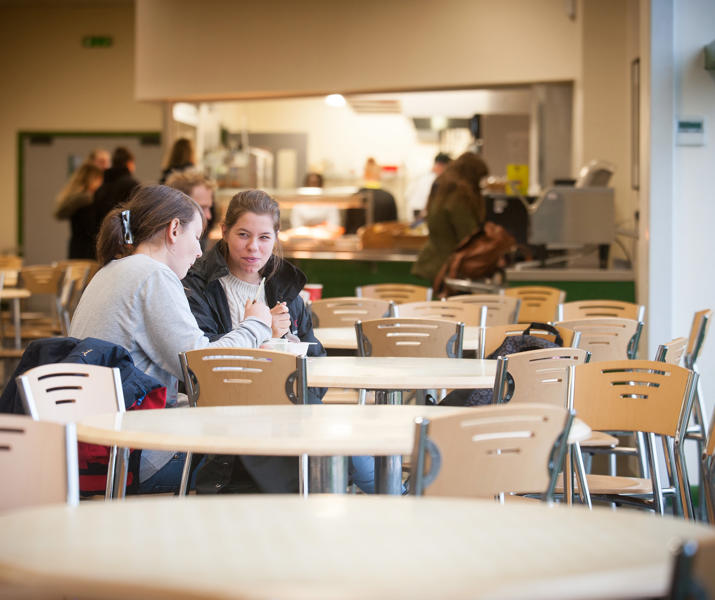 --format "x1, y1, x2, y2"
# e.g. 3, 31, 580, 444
310, 297, 393, 328
180, 347, 307, 407
356, 283, 432, 304
410, 403, 573, 500
355, 317, 463, 358
0, 414, 79, 511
